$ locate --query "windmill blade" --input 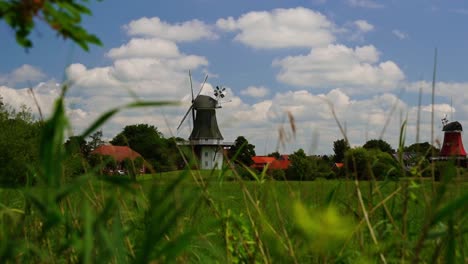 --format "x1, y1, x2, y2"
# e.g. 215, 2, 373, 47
195, 74, 208, 97
189, 70, 195, 123
189, 70, 194, 102
177, 105, 193, 130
